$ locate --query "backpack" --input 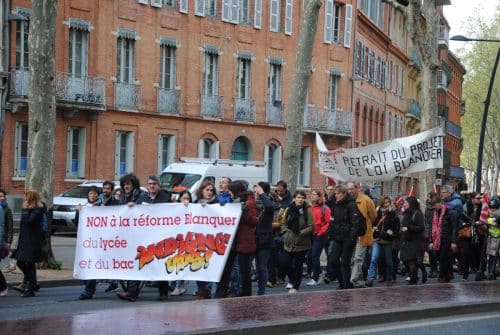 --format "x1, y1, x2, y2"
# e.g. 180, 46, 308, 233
355, 209, 367, 237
